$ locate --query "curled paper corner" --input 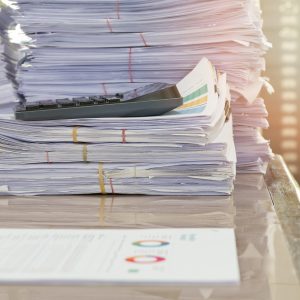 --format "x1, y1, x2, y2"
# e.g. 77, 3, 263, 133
231, 77, 264, 104
233, 39, 250, 47
263, 39, 273, 49
0, 0, 18, 10
260, 77, 274, 95
0, 185, 9, 193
